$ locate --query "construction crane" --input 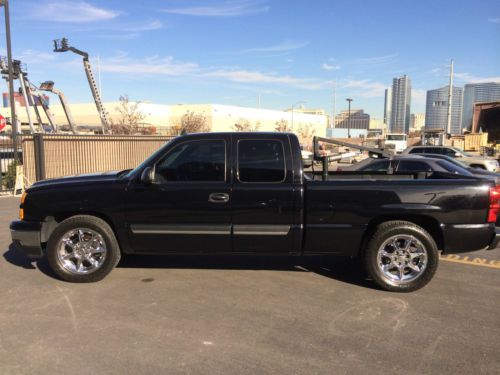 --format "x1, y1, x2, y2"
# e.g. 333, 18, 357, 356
39, 81, 76, 134
53, 38, 110, 134
0, 57, 56, 133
